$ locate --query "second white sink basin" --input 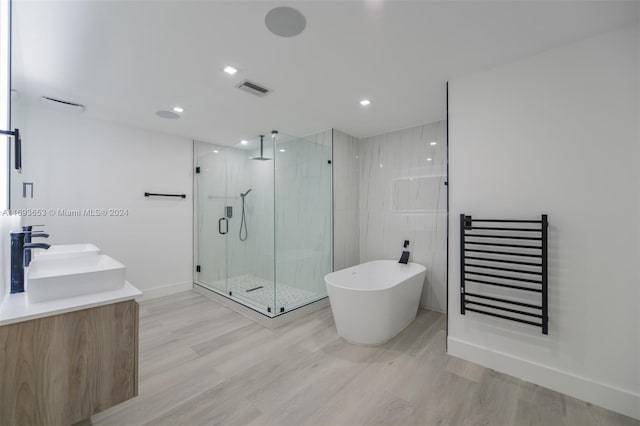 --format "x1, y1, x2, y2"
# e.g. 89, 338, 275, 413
27, 255, 126, 303
35, 243, 101, 260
